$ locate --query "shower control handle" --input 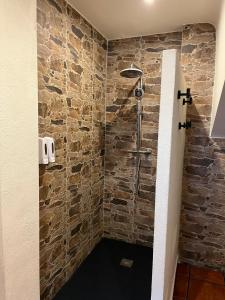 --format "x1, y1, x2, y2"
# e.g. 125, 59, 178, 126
134, 87, 144, 99
126, 150, 151, 155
